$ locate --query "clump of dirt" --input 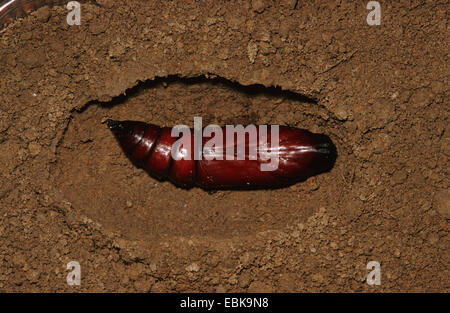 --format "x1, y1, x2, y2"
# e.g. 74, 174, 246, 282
0, 0, 447, 292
